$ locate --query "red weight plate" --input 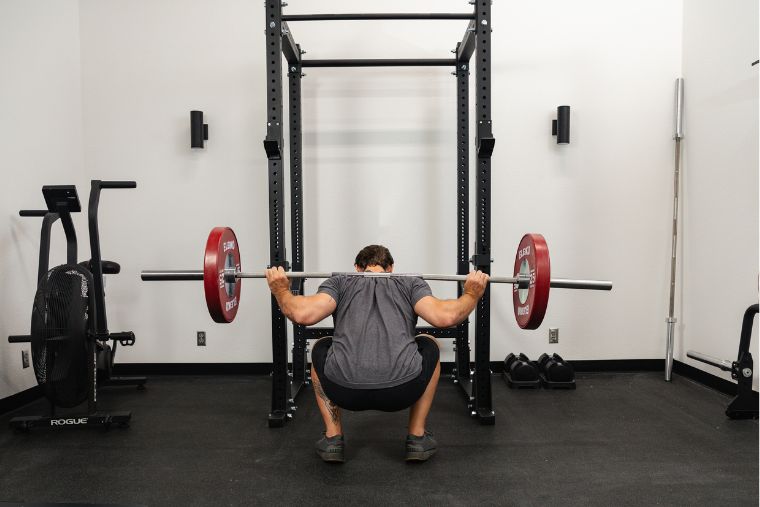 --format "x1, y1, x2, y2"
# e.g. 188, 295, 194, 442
513, 233, 551, 329
204, 227, 242, 323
